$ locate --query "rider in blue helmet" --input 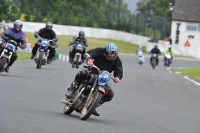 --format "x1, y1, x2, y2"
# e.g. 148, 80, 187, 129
103, 43, 118, 61
64, 43, 123, 116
